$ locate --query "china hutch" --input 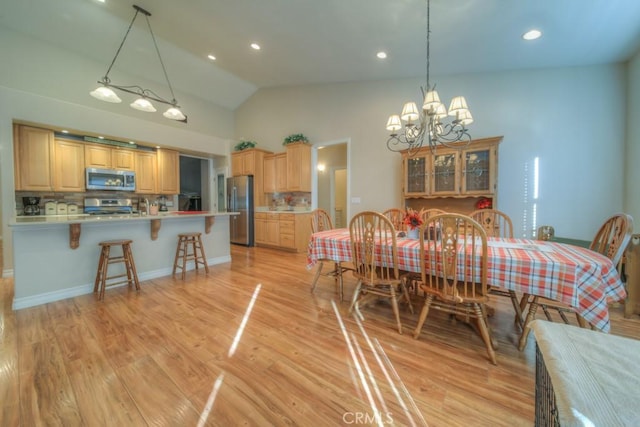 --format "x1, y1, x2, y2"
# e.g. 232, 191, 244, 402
401, 136, 502, 214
